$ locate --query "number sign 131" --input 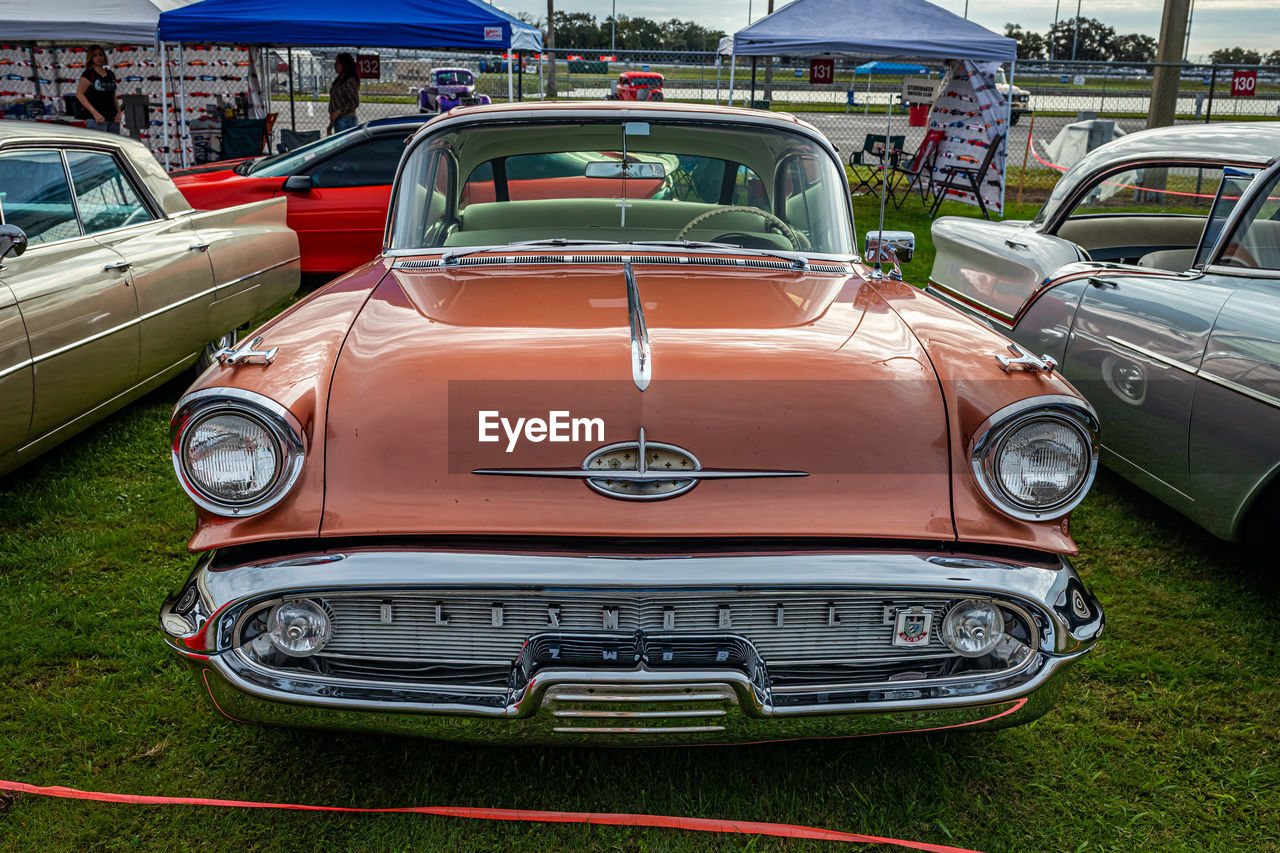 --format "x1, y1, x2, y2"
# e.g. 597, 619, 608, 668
810, 59, 834, 85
